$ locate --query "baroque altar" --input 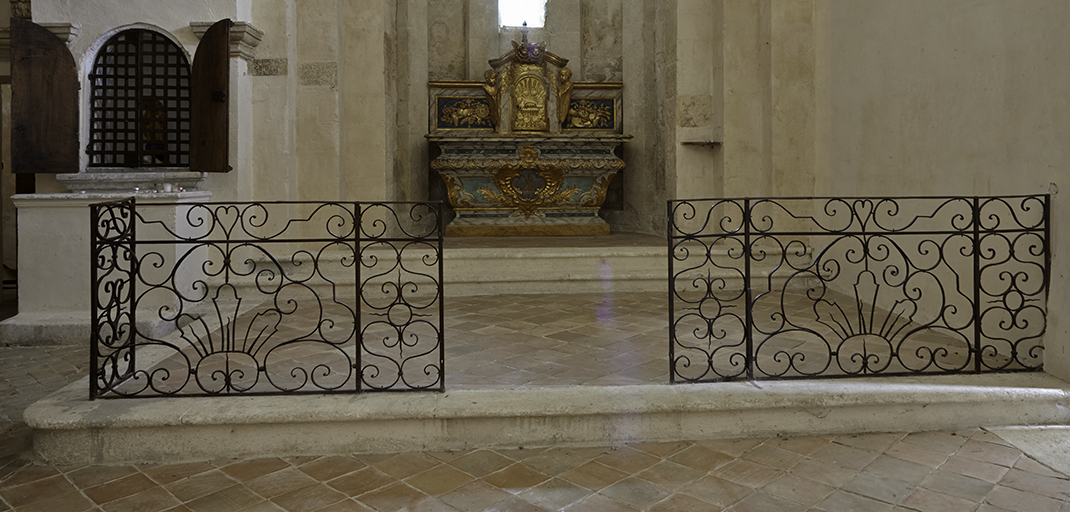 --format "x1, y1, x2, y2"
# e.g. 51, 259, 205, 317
427, 35, 629, 236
